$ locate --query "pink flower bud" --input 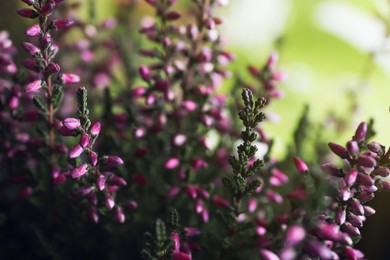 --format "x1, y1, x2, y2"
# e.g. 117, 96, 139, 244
379, 180, 390, 192
335, 208, 346, 225
278, 247, 296, 260
346, 140, 359, 155
272, 71, 288, 81
186, 185, 197, 200
357, 172, 374, 187
367, 141, 382, 153
52, 19, 74, 30
130, 87, 146, 98
79, 134, 90, 148
344, 247, 364, 260
247, 198, 257, 213
304, 240, 334, 260
18, 186, 33, 199
53, 174, 67, 185
41, 1, 54, 16
63, 118, 80, 130
104, 156, 124, 168
47, 62, 60, 73
173, 134, 187, 146
343, 222, 361, 237
317, 223, 340, 241
138, 65, 150, 81
61, 73, 80, 84
22, 42, 40, 56
266, 190, 283, 204
116, 207, 125, 223
69, 144, 83, 159
71, 164, 88, 178
293, 157, 308, 173
75, 185, 94, 197
345, 169, 358, 187
88, 207, 99, 223
25, 80, 42, 94
89, 151, 98, 166
110, 175, 127, 186
357, 155, 376, 168
22, 59, 38, 71
90, 122, 101, 136
172, 252, 191, 260
350, 199, 364, 216
21, 0, 35, 5
356, 191, 374, 203
184, 227, 201, 237
339, 188, 353, 202
363, 205, 375, 216
97, 175, 106, 191
17, 8, 39, 18
267, 52, 279, 69
165, 11, 181, 20
259, 249, 279, 260
191, 158, 208, 170
321, 163, 342, 177
328, 142, 349, 159
354, 122, 367, 142
182, 100, 197, 111
212, 196, 230, 207
25, 24, 41, 37
285, 225, 305, 246
348, 213, 363, 228
165, 157, 180, 169
105, 195, 115, 210
372, 166, 390, 177
201, 208, 209, 223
